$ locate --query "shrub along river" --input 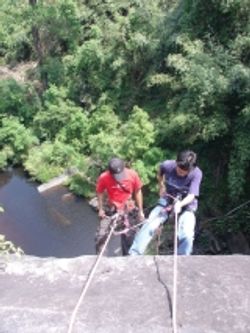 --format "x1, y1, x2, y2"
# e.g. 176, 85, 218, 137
0, 169, 119, 257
